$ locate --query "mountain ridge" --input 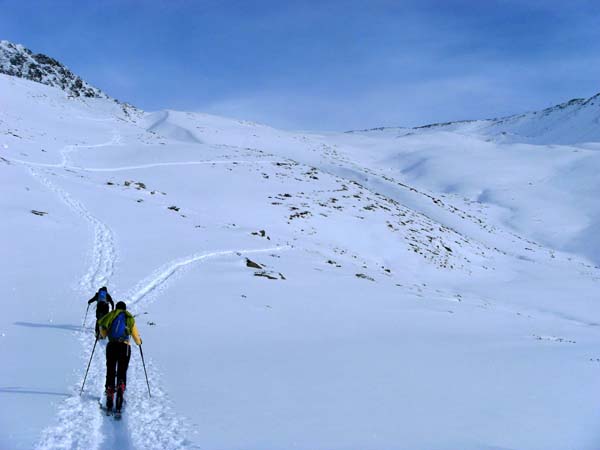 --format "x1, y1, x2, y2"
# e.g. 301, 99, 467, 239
2, 38, 598, 145
0, 39, 107, 99
347, 92, 600, 144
